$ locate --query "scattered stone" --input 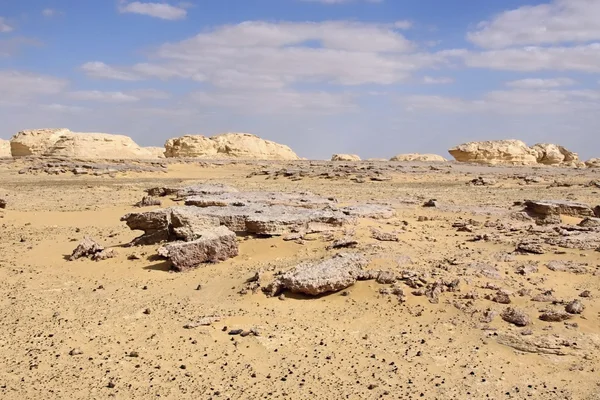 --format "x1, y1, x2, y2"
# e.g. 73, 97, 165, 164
135, 195, 161, 208
158, 226, 239, 272
565, 300, 584, 315
375, 271, 397, 284
501, 307, 531, 326
516, 240, 546, 255
492, 291, 511, 304
69, 348, 83, 356
69, 237, 107, 261
184, 316, 221, 329
524, 200, 593, 218
540, 310, 573, 322
423, 199, 438, 208
580, 290, 592, 298
547, 260, 588, 274
370, 229, 399, 242
266, 253, 368, 296
327, 237, 358, 250
340, 204, 395, 219
470, 176, 497, 186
